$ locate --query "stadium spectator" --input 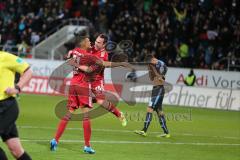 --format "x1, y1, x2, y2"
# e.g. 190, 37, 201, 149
0, 0, 239, 70
184, 69, 196, 86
